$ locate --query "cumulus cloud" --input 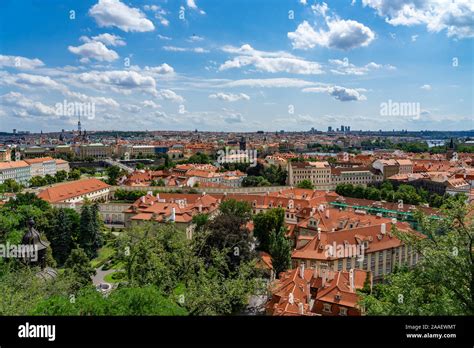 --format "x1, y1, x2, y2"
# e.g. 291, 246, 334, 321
68, 41, 119, 63
157, 89, 185, 103
76, 70, 157, 95
362, 0, 474, 39
80, 33, 126, 46
219, 44, 323, 75
288, 19, 375, 50
303, 85, 367, 101
288, 3, 375, 50
1, 92, 57, 117
64, 90, 120, 107
89, 0, 155, 32
0, 55, 44, 70
0, 71, 64, 91
144, 63, 175, 74
420, 84, 432, 90
209, 92, 250, 102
